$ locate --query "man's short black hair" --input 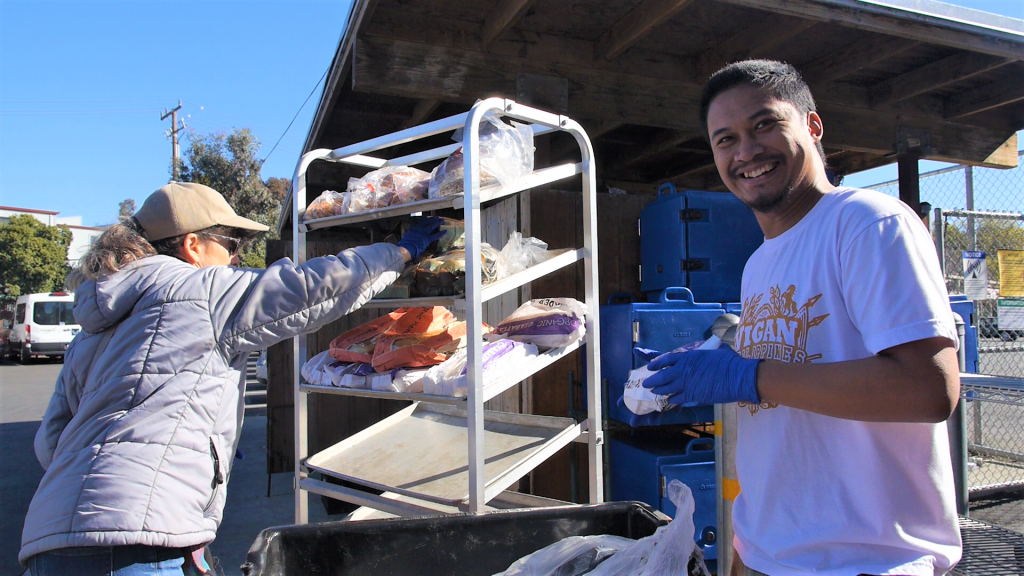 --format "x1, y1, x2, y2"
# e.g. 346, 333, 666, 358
699, 59, 816, 136
699, 59, 826, 163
